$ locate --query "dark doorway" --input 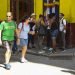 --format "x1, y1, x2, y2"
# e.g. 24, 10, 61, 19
10, 0, 34, 23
